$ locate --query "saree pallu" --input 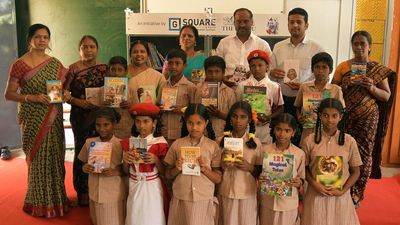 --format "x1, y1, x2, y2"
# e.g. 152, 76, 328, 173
66, 63, 107, 196
339, 61, 396, 205
14, 58, 68, 217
